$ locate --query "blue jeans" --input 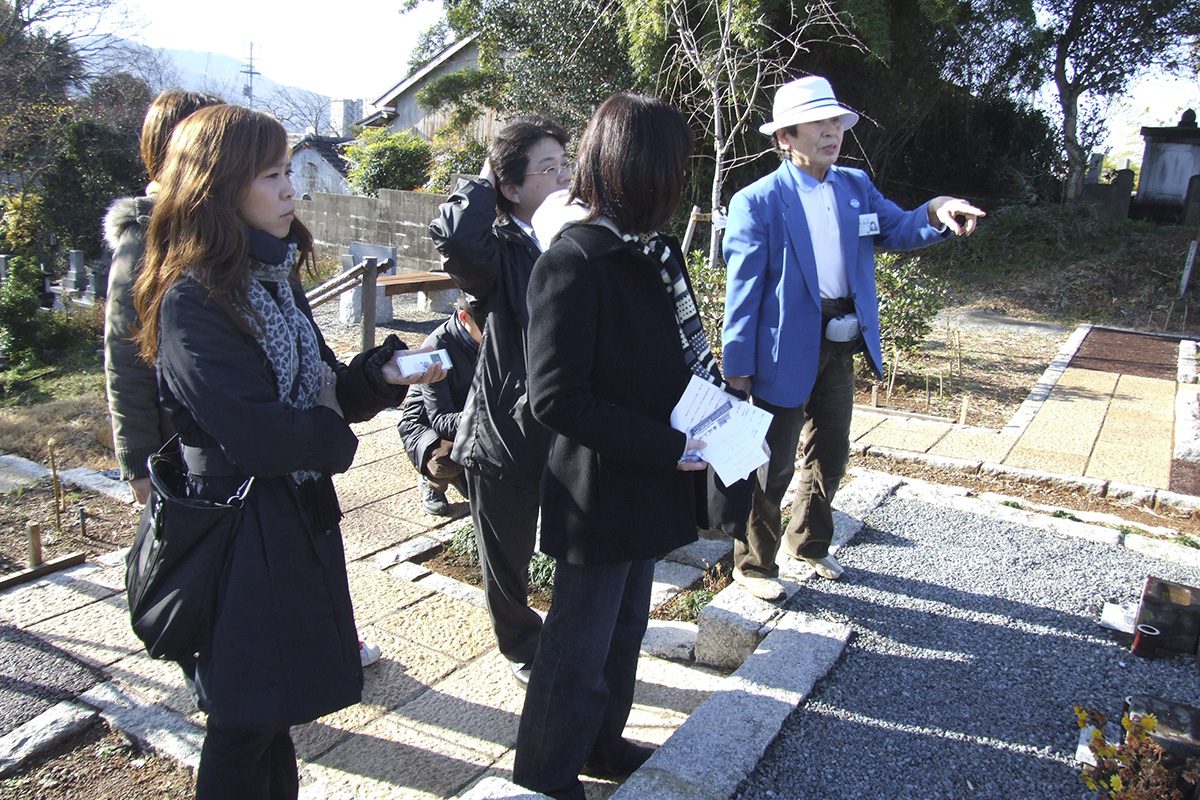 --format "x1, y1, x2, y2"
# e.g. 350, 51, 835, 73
513, 557, 655, 797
